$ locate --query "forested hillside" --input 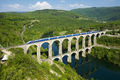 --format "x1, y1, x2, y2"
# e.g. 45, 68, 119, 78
71, 7, 120, 21
0, 9, 120, 48
0, 7, 120, 80
0, 9, 98, 47
0, 48, 84, 80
